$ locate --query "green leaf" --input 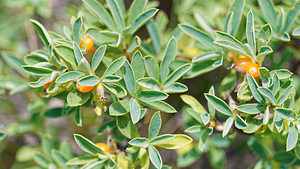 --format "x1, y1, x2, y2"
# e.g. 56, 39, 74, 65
163, 82, 188, 93
72, 17, 83, 44
30, 19, 52, 47
145, 55, 160, 81
192, 52, 220, 63
163, 64, 191, 88
247, 75, 265, 104
246, 10, 256, 56
223, 117, 234, 137
87, 28, 121, 47
146, 19, 161, 53
83, 0, 116, 31
67, 90, 91, 107
78, 75, 100, 86
28, 77, 51, 88
66, 156, 98, 165
55, 45, 76, 66
103, 57, 125, 76
52, 150, 67, 166
56, 71, 85, 83
204, 94, 232, 116
74, 134, 106, 155
179, 24, 216, 50
258, 24, 272, 48
73, 42, 86, 64
127, 36, 142, 52
148, 145, 162, 169
224, 0, 245, 36
2, 53, 28, 78
185, 55, 223, 79
247, 137, 267, 159
22, 65, 53, 75
116, 115, 139, 138
237, 83, 252, 102
102, 75, 121, 83
128, 0, 146, 26
160, 37, 177, 82
123, 59, 136, 95
130, 98, 141, 124
139, 100, 176, 113
107, 0, 125, 31
148, 111, 161, 139
137, 77, 161, 91
151, 134, 192, 149
109, 100, 129, 116
214, 31, 250, 57
78, 57, 92, 74
235, 114, 248, 129
284, 3, 300, 33
91, 45, 107, 72
59, 141, 73, 159
131, 51, 145, 80
263, 106, 270, 124
287, 123, 298, 151
129, 137, 149, 148
275, 108, 295, 121
209, 146, 226, 169
258, 87, 276, 105
137, 91, 168, 102
41, 136, 52, 159
236, 104, 264, 114
277, 86, 294, 105
259, 67, 271, 87
269, 73, 280, 95
44, 107, 65, 118
273, 151, 296, 164
81, 160, 106, 169
184, 125, 202, 133
272, 69, 292, 79
293, 27, 300, 36
274, 112, 284, 132
258, 0, 277, 29
33, 153, 49, 168
180, 94, 209, 121
243, 116, 263, 134
103, 83, 127, 98
130, 8, 159, 34
75, 107, 82, 127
